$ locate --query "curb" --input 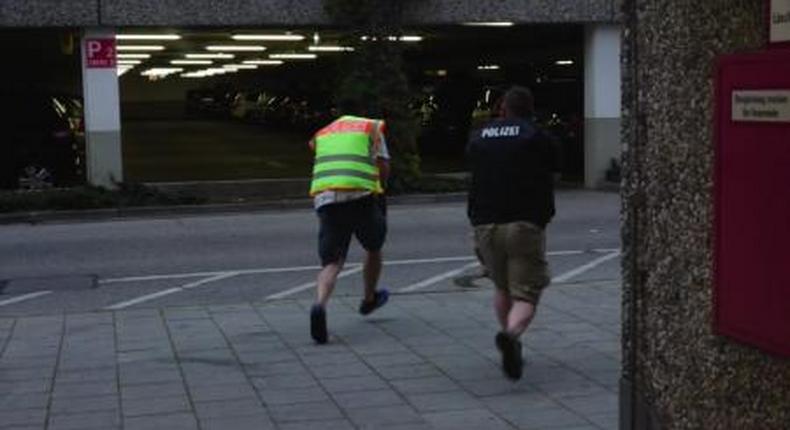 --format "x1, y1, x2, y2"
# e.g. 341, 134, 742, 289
0, 193, 468, 225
